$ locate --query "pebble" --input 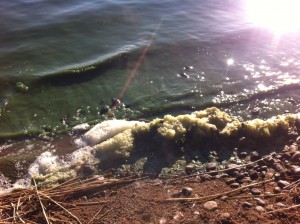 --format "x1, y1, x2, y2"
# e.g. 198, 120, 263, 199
275, 202, 285, 208
250, 188, 262, 195
255, 206, 265, 213
219, 212, 231, 220
242, 202, 253, 208
277, 180, 290, 188
230, 182, 240, 188
203, 201, 218, 211
250, 151, 260, 161
185, 164, 197, 175
206, 162, 217, 170
254, 198, 266, 206
181, 187, 193, 197
266, 205, 274, 211
242, 176, 252, 183
200, 174, 212, 181
220, 196, 228, 201
249, 170, 259, 180
291, 166, 300, 175
291, 151, 300, 162
273, 187, 281, 193
239, 151, 248, 158
225, 178, 236, 185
